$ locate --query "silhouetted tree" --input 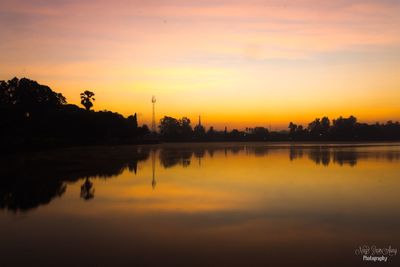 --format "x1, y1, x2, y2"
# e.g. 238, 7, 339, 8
159, 116, 181, 140
139, 124, 150, 136
207, 126, 215, 135
321, 117, 330, 137
128, 113, 138, 128
2, 77, 400, 148
159, 116, 193, 141
308, 118, 322, 138
0, 77, 150, 150
206, 126, 217, 141
289, 122, 297, 140
229, 129, 242, 140
80, 90, 95, 111
308, 117, 331, 139
0, 77, 66, 109
331, 115, 357, 140
288, 122, 306, 140
180, 117, 193, 139
249, 127, 269, 141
